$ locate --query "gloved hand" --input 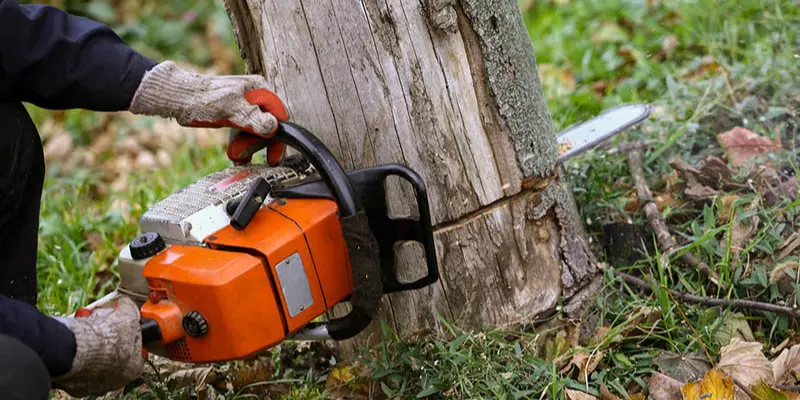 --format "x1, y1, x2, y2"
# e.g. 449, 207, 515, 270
129, 61, 289, 166
51, 296, 144, 398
